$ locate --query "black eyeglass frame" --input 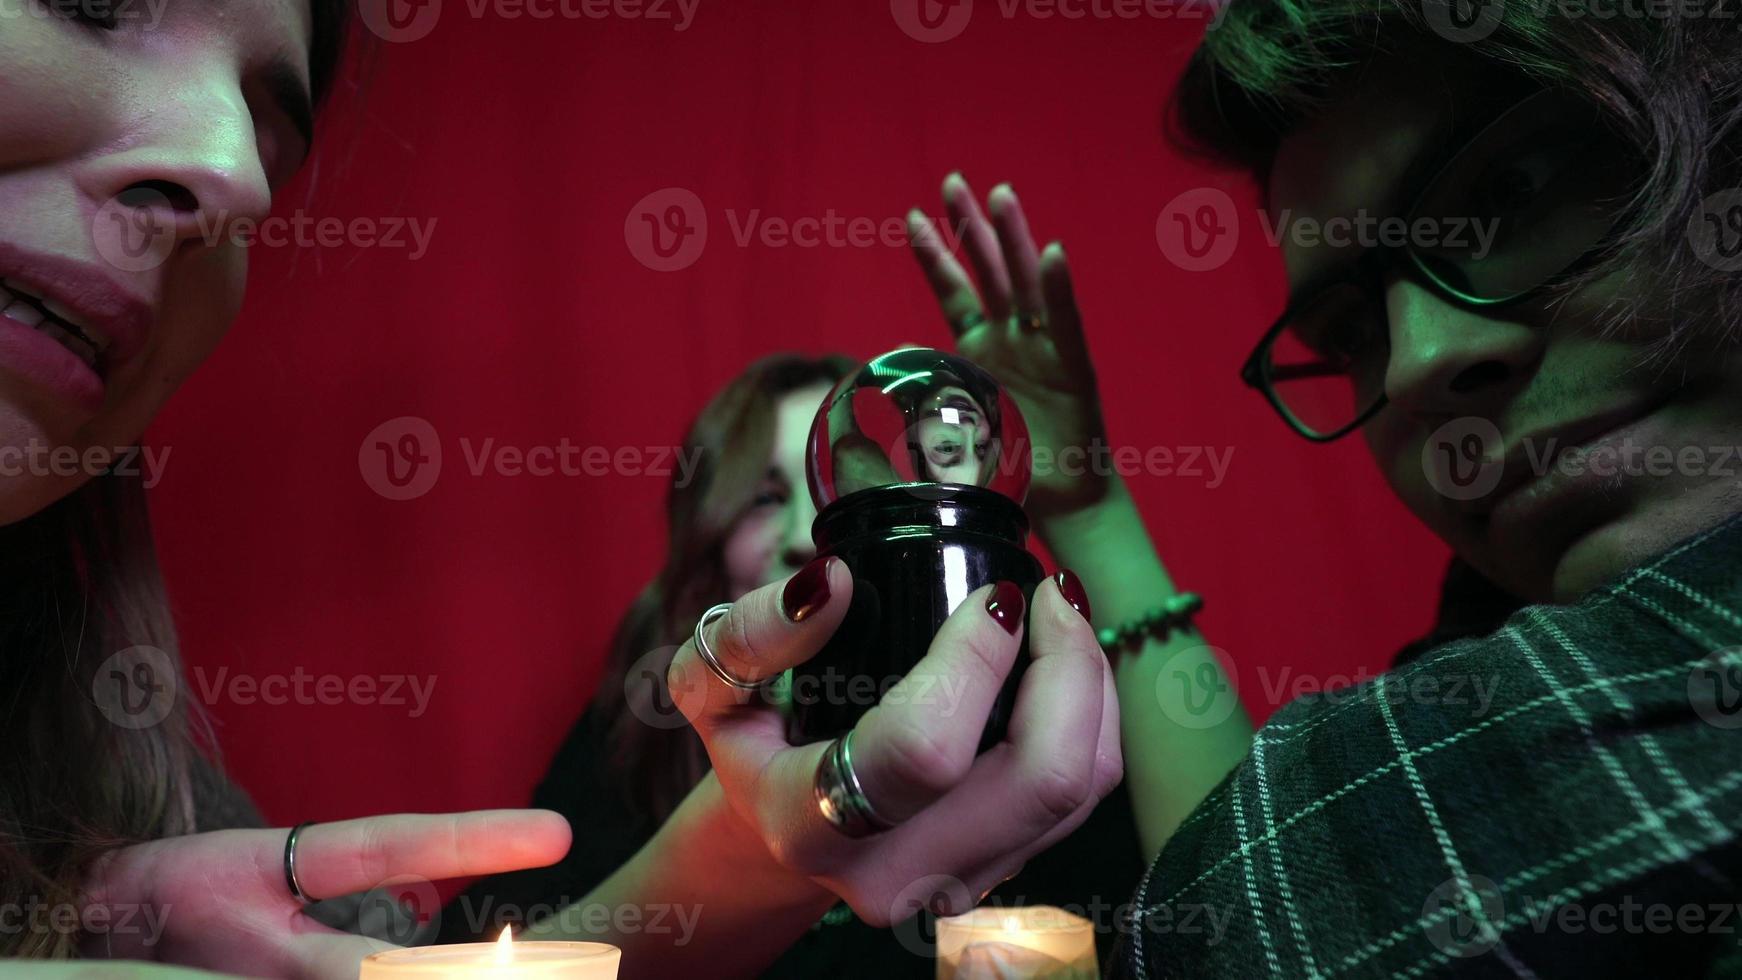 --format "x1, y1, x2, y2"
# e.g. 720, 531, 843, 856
1238, 88, 1632, 443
